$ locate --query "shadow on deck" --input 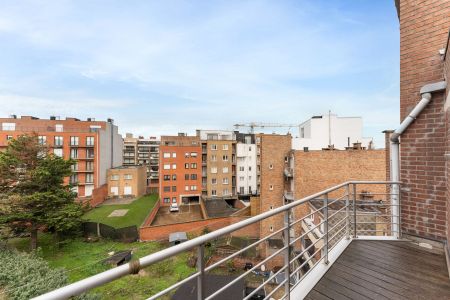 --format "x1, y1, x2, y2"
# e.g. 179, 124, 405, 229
306, 240, 450, 300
